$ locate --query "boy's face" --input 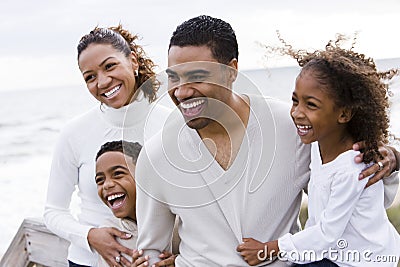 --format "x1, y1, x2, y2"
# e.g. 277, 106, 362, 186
95, 151, 137, 220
